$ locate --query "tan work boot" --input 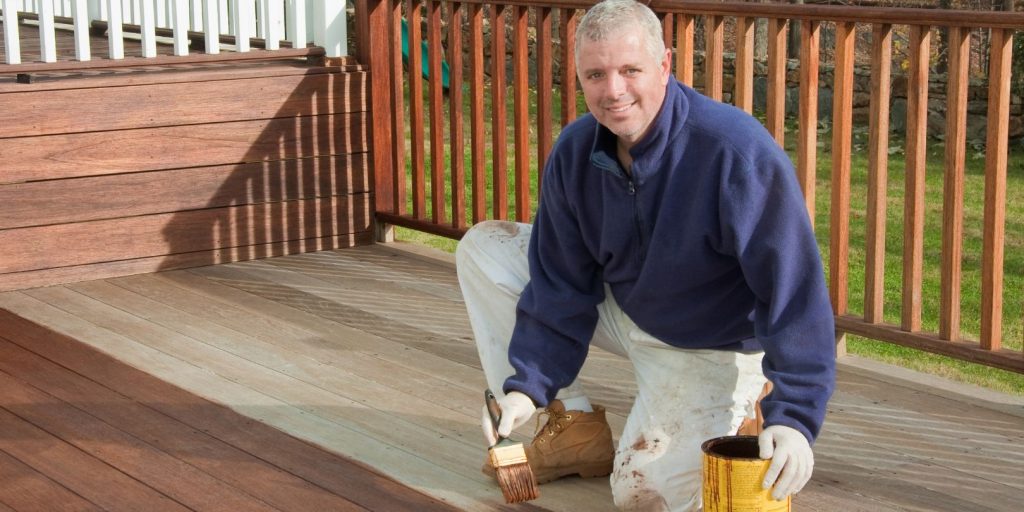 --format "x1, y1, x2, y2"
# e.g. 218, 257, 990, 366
483, 400, 615, 484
